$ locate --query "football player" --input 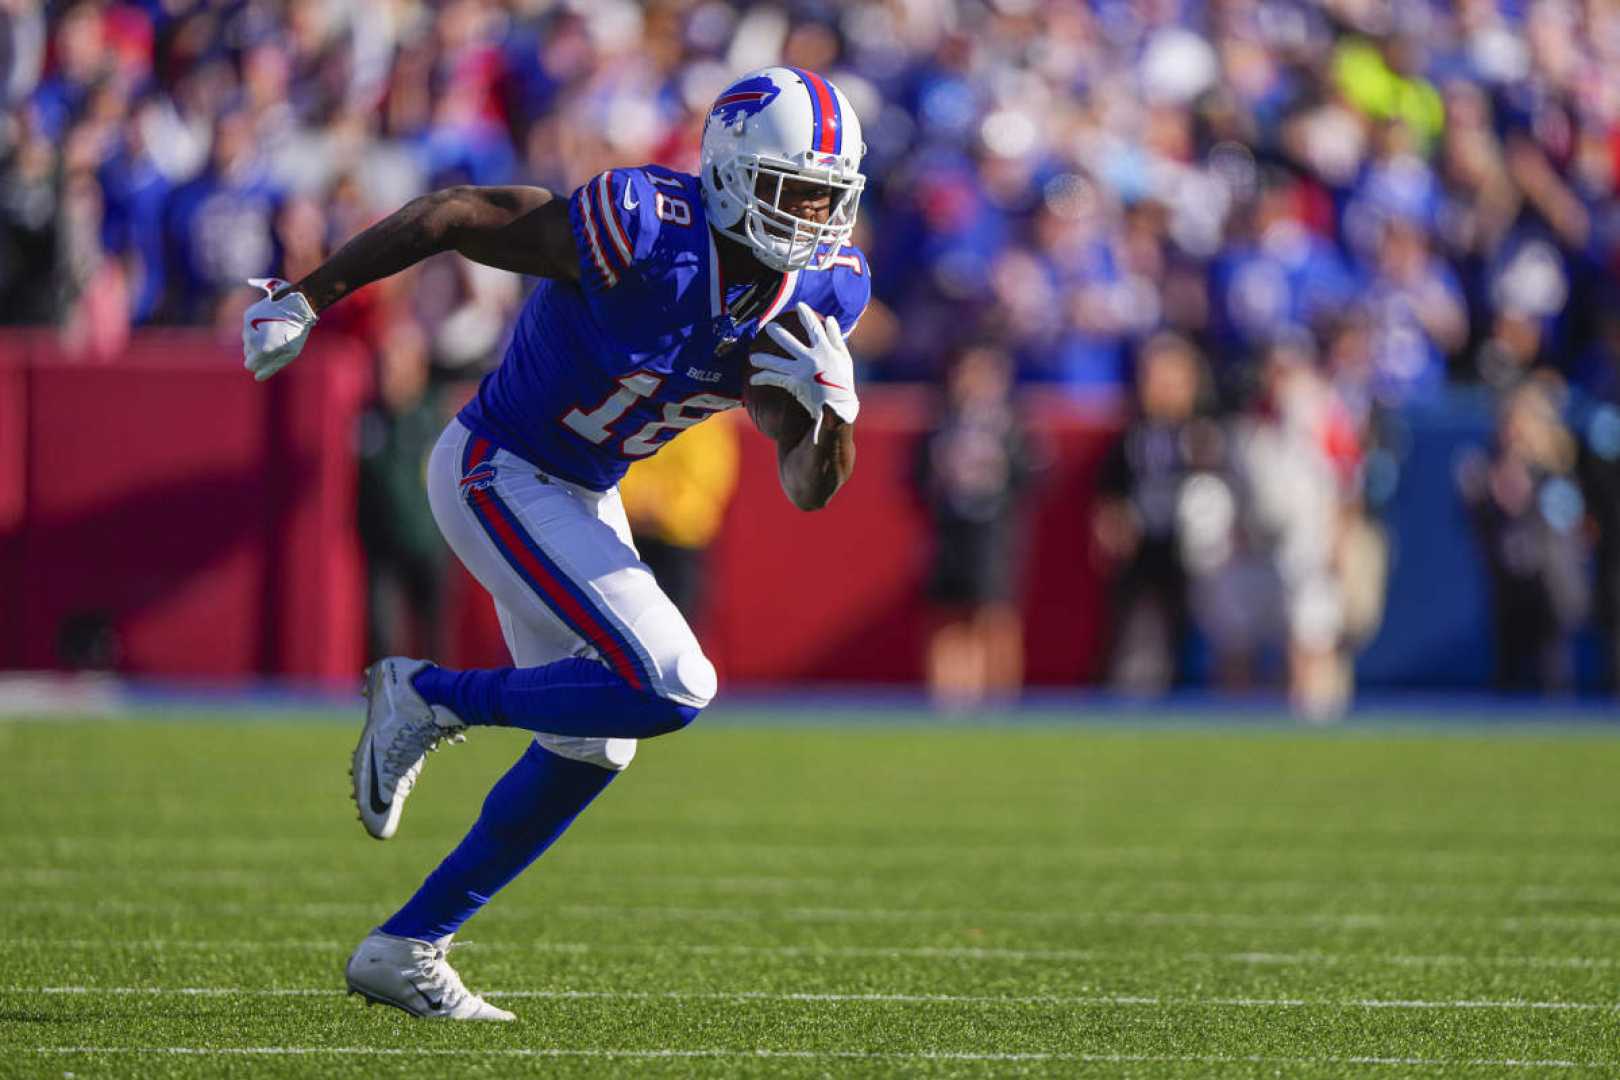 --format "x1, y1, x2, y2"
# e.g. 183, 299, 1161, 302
240, 67, 868, 1020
